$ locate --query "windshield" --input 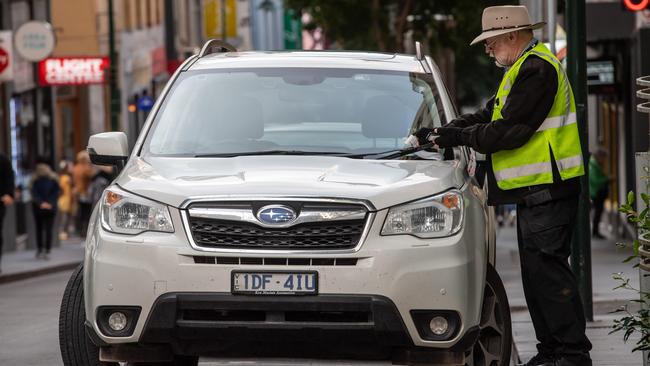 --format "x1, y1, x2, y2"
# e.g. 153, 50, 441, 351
143, 68, 449, 157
